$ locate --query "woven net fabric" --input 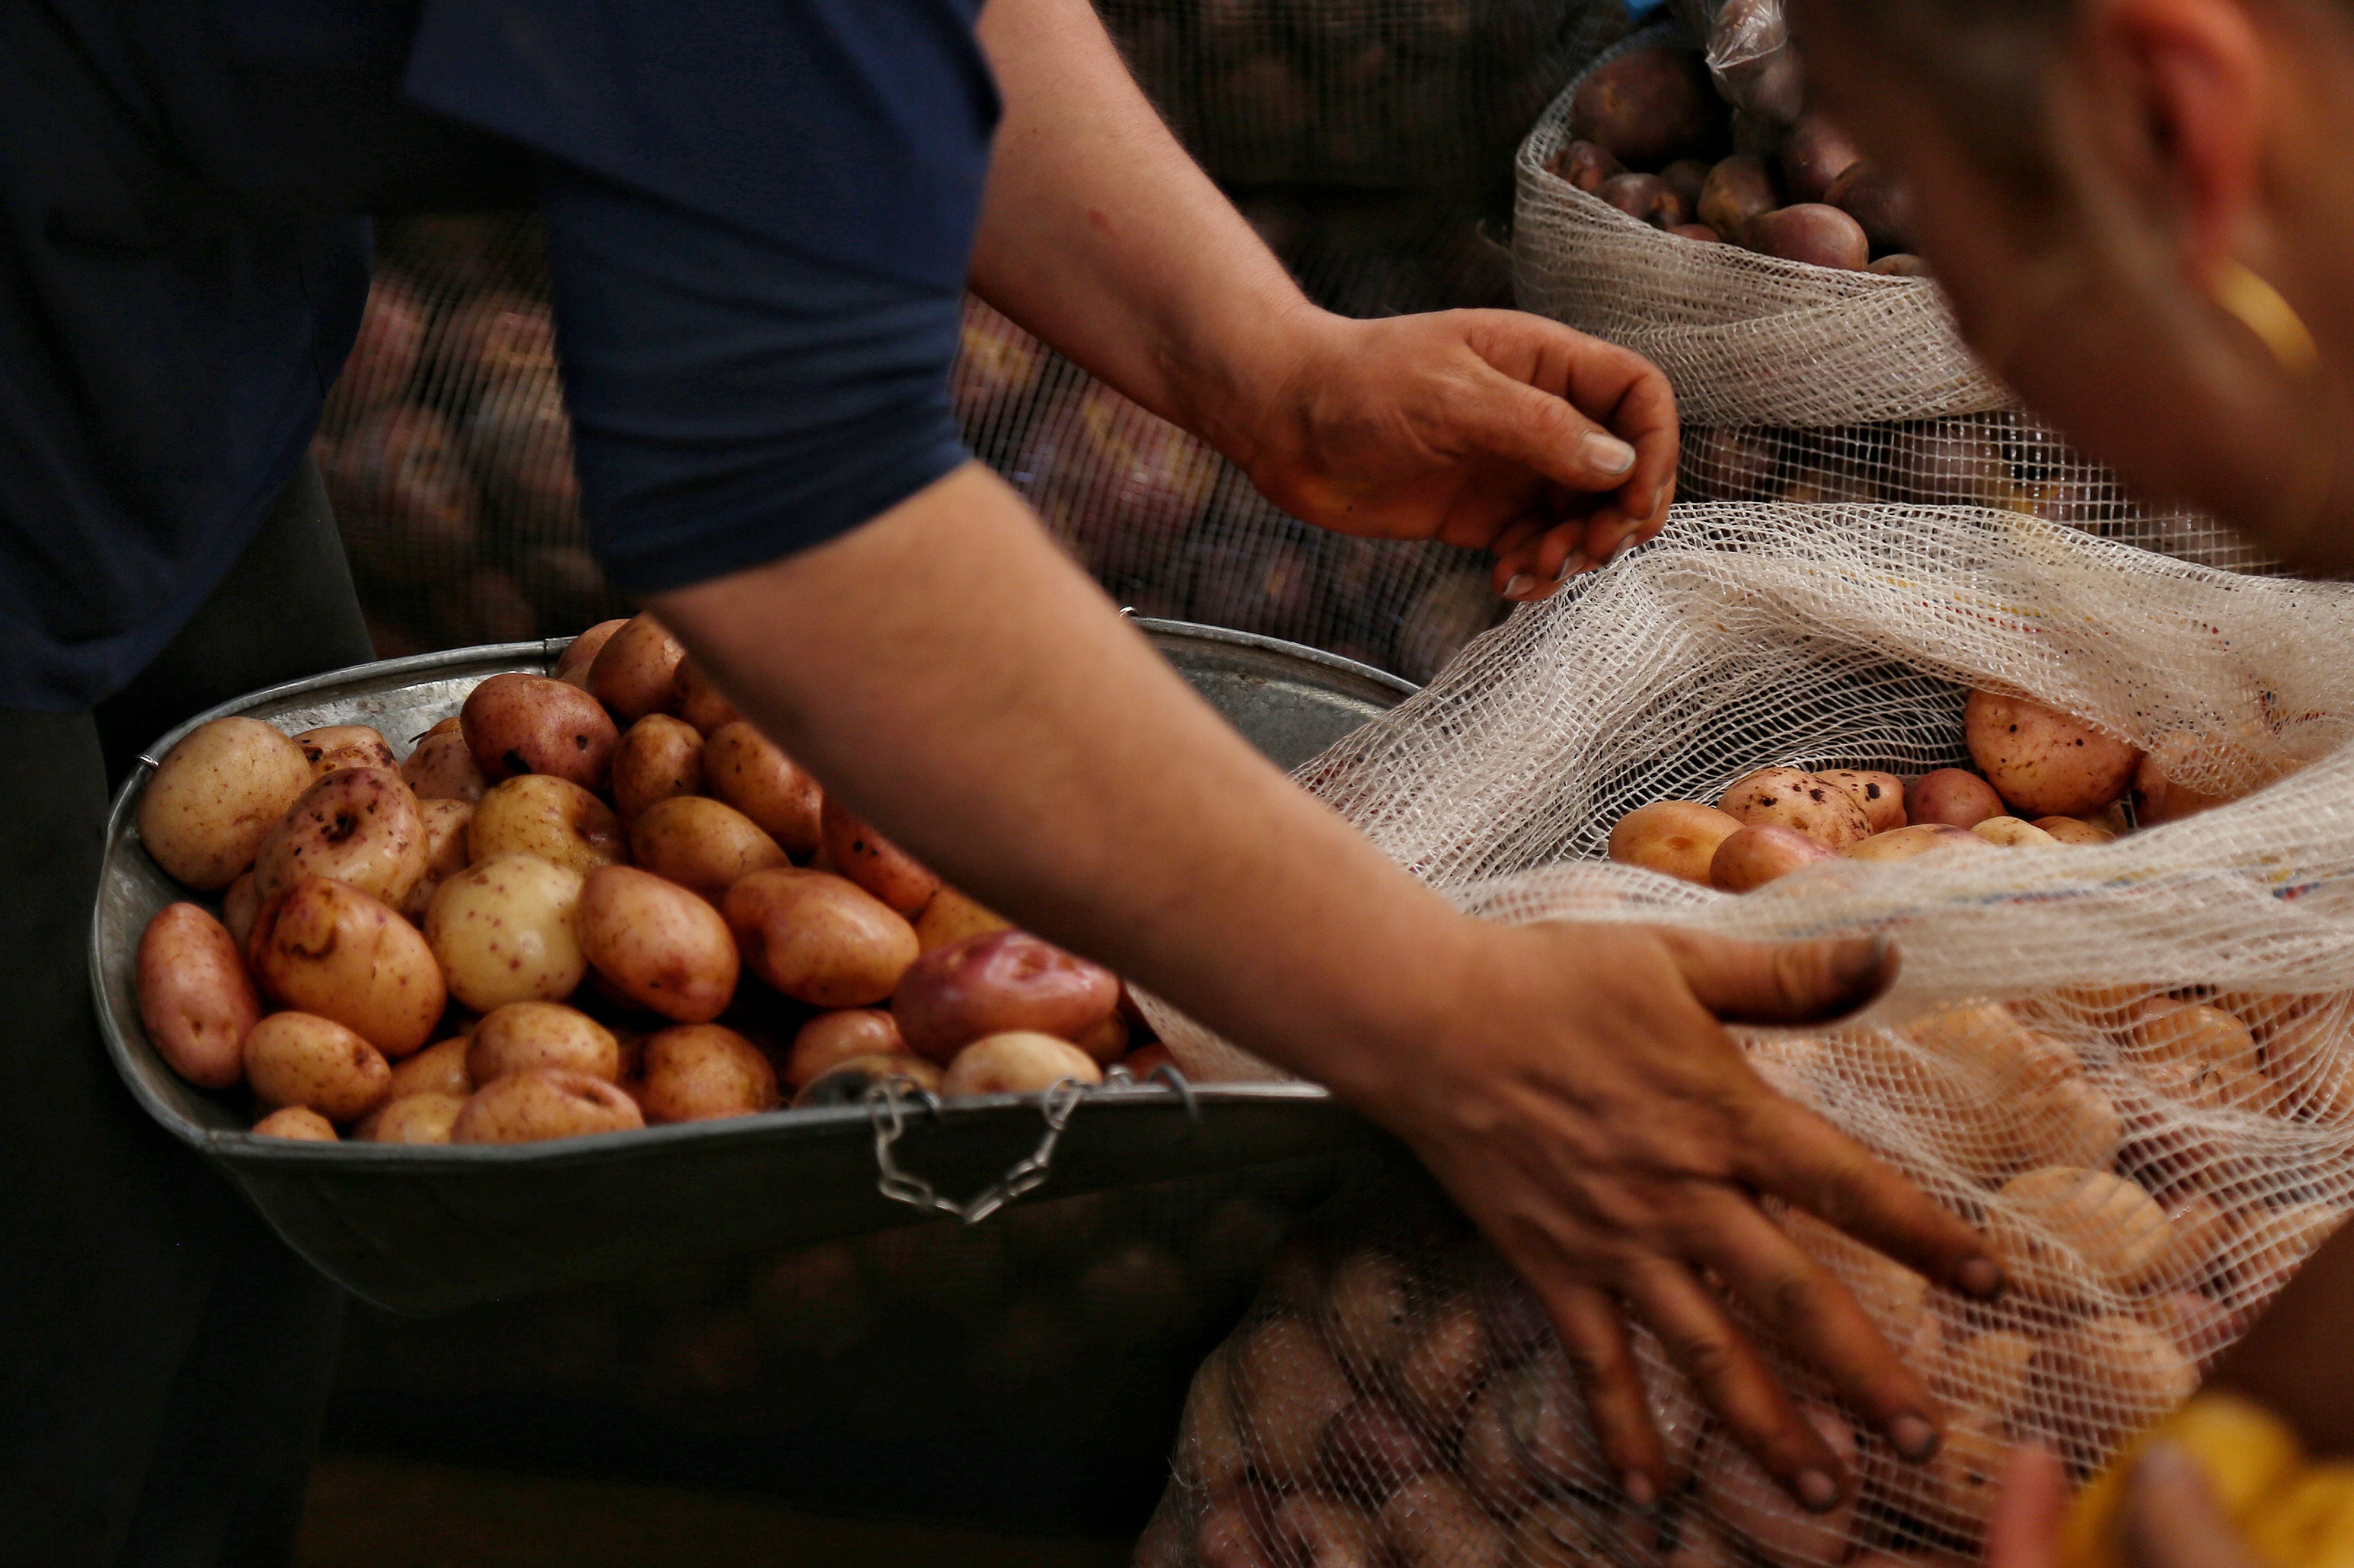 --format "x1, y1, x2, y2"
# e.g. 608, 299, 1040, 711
1137, 503, 2354, 1567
